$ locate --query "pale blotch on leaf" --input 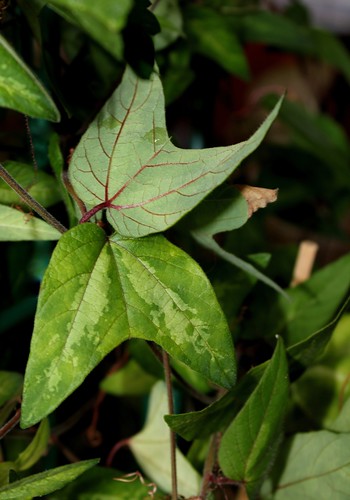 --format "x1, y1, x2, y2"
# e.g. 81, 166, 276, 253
235, 184, 278, 218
